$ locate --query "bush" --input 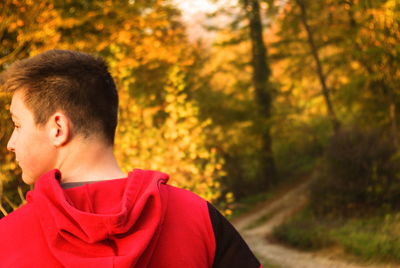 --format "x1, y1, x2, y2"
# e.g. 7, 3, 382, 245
273, 208, 400, 262
310, 127, 400, 217
273, 117, 330, 179
273, 209, 334, 250
332, 214, 400, 262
